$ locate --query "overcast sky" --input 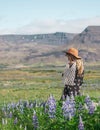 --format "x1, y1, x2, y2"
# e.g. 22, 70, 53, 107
0, 0, 100, 34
